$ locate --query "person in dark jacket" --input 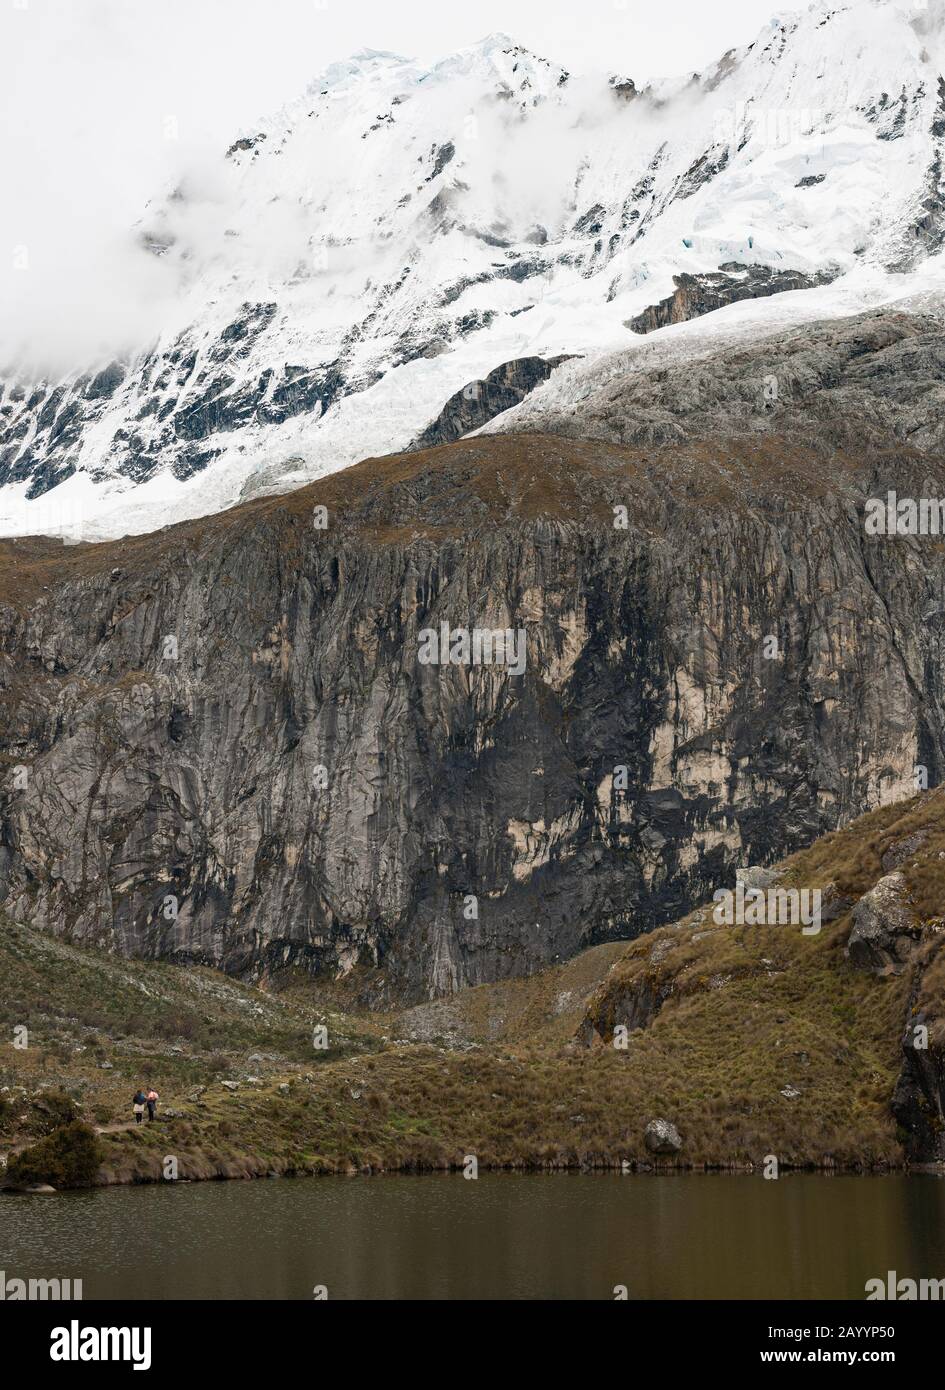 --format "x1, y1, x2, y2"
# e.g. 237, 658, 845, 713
132, 1089, 147, 1124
